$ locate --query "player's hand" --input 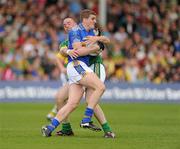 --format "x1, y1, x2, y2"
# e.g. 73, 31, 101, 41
94, 49, 102, 55
67, 50, 79, 59
84, 36, 98, 45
